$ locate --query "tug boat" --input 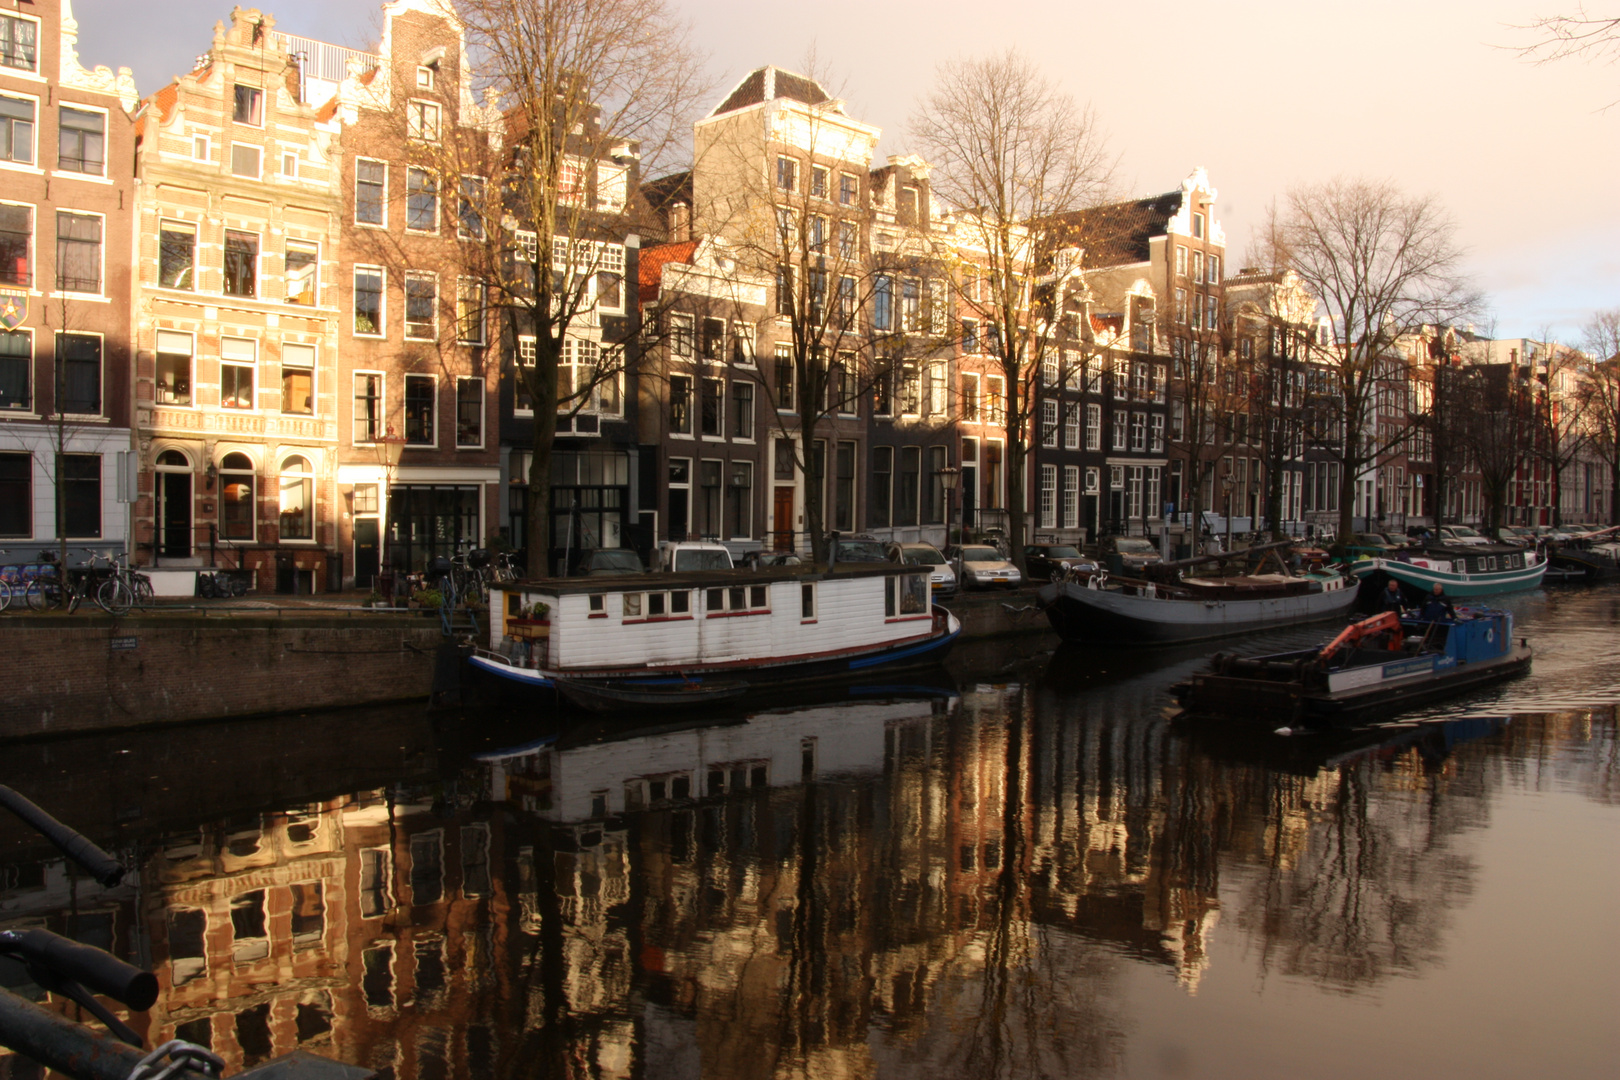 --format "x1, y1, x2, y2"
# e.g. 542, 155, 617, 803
468, 563, 960, 710
1173, 608, 1531, 727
